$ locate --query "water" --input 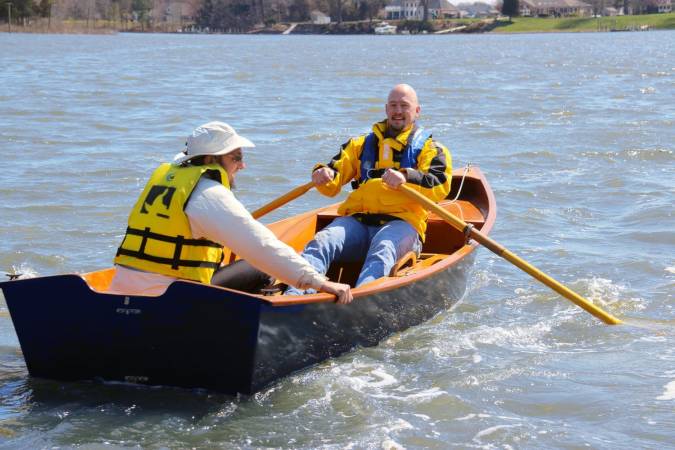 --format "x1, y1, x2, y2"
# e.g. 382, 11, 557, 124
1, 32, 674, 448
